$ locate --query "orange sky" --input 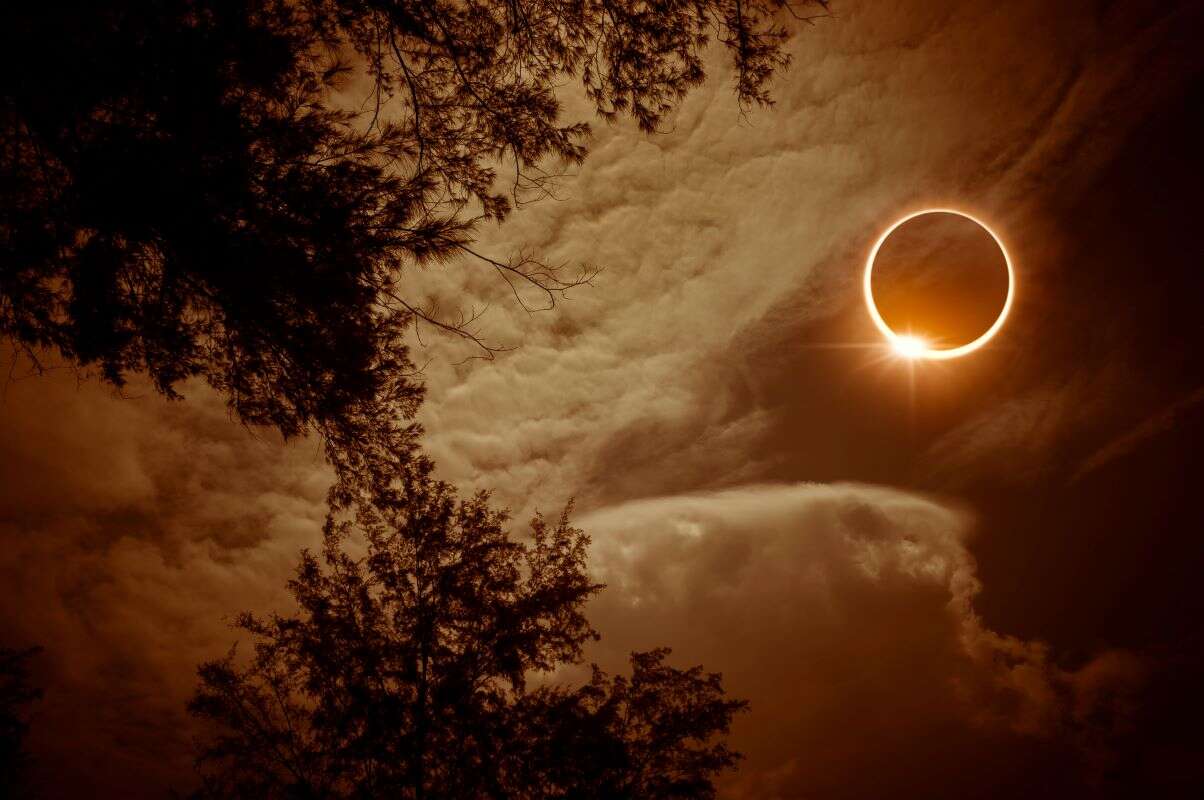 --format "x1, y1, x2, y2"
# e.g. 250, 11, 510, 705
3, 0, 1204, 796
